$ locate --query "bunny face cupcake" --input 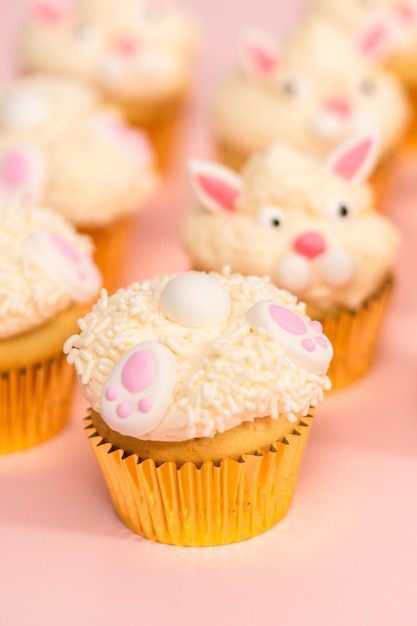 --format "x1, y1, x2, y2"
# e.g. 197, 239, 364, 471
0, 74, 158, 292
182, 136, 399, 389
18, 0, 199, 167
212, 19, 410, 172
310, 0, 417, 83
64, 269, 333, 545
0, 200, 101, 453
